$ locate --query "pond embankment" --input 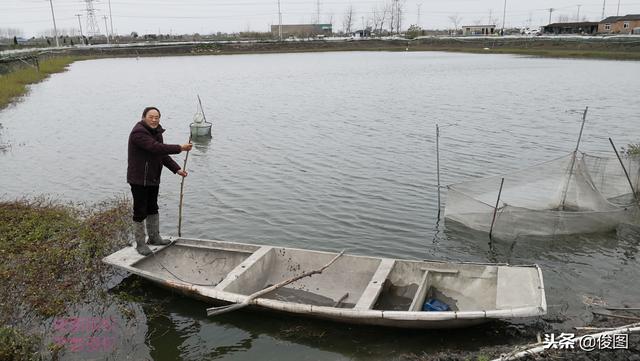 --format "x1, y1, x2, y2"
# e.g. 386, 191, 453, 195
1, 36, 639, 112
